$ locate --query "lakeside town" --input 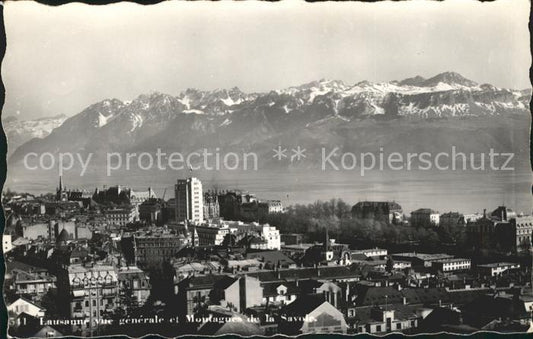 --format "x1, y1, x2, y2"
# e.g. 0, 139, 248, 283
3, 176, 533, 337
